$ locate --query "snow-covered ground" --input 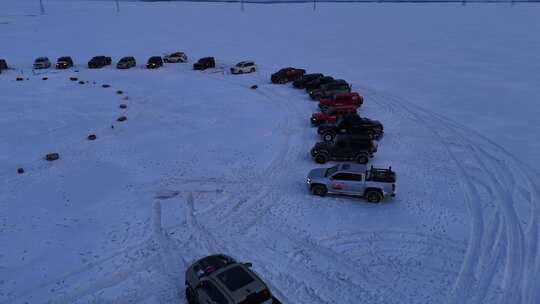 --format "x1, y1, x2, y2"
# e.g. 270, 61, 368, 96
1, 1, 539, 303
